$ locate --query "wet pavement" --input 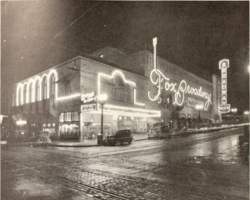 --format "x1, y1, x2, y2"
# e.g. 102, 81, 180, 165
1, 127, 249, 200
